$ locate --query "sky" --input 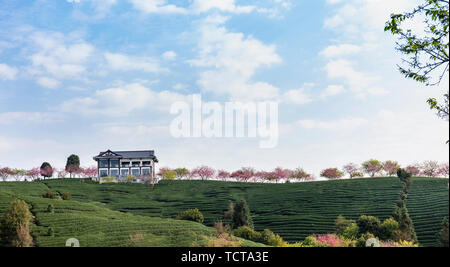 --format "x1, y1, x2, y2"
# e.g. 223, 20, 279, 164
0, 0, 448, 176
